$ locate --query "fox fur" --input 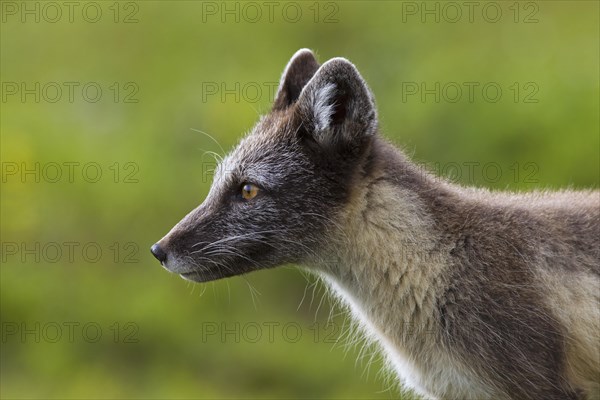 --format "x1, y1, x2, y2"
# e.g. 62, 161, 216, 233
153, 49, 600, 400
